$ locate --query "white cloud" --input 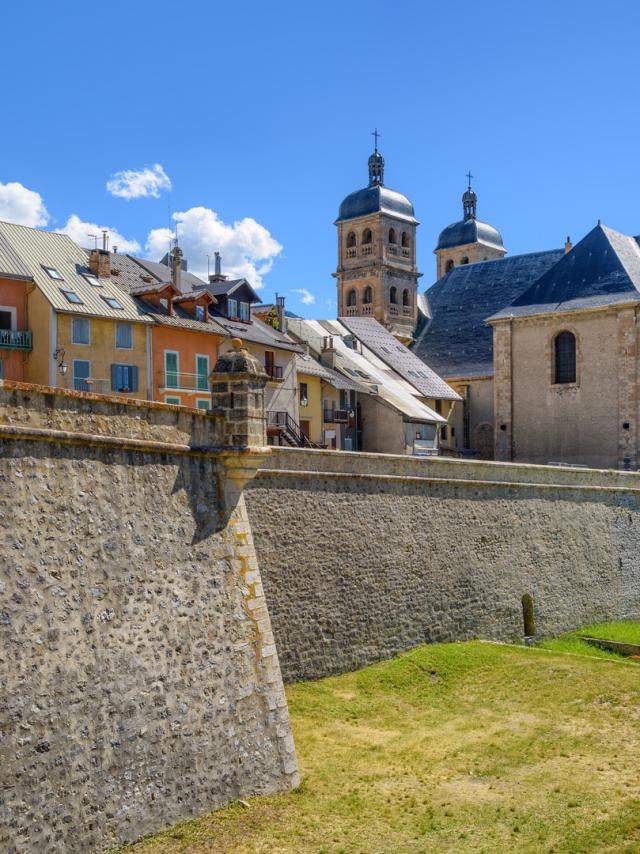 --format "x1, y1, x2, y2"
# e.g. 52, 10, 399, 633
57, 214, 141, 253
106, 163, 171, 200
0, 181, 49, 227
293, 288, 316, 305
146, 206, 282, 289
